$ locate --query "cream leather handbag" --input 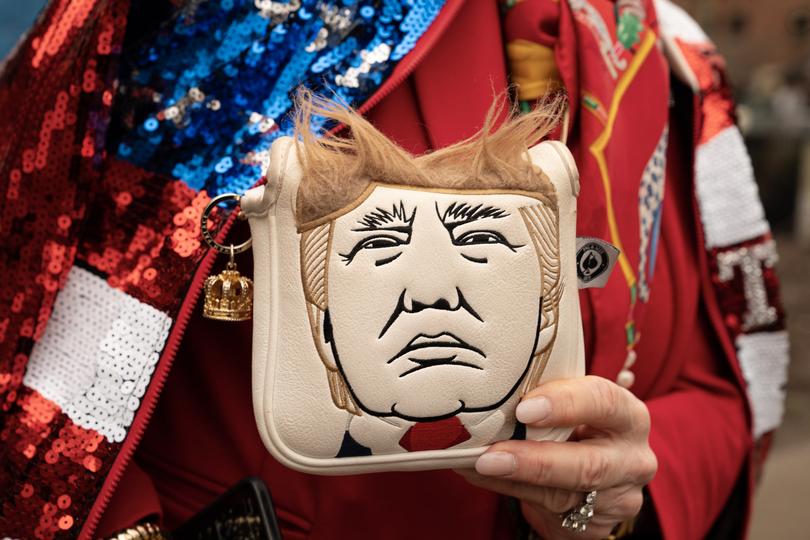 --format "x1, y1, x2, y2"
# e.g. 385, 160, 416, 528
240, 108, 583, 475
